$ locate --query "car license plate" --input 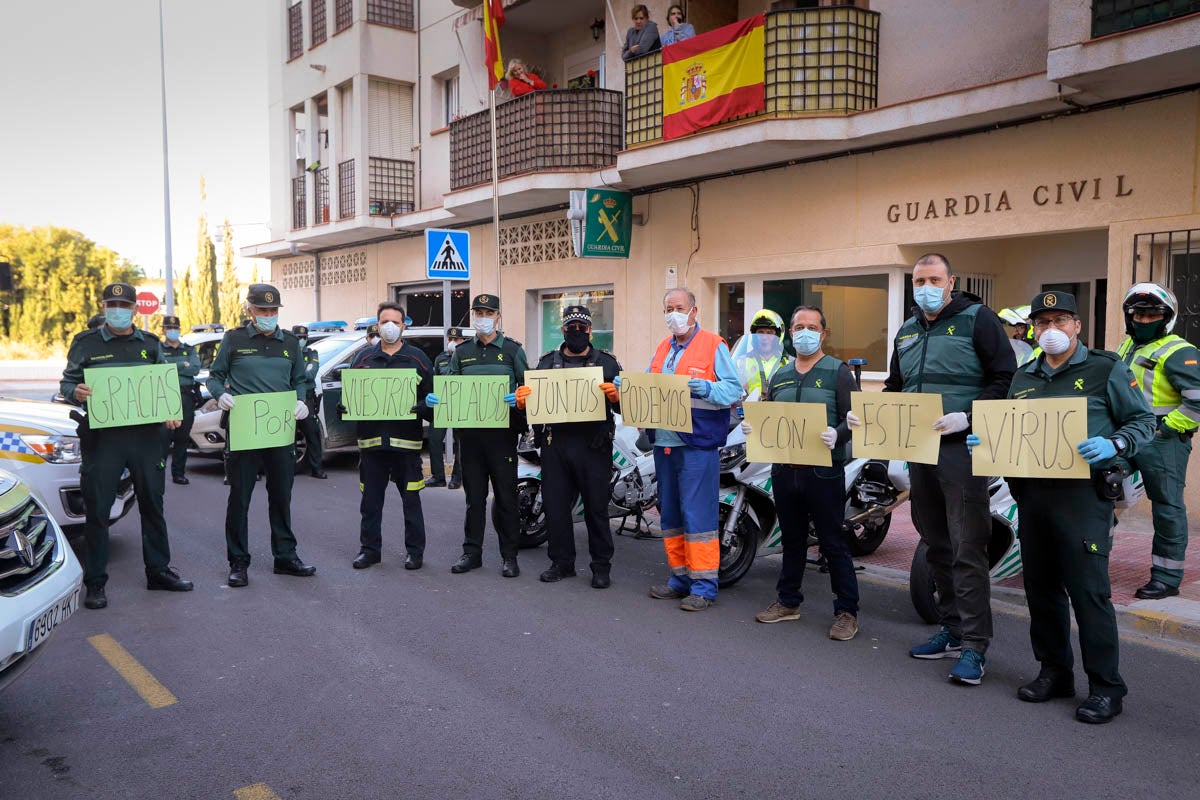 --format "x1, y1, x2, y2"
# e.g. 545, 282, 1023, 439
26, 587, 80, 652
